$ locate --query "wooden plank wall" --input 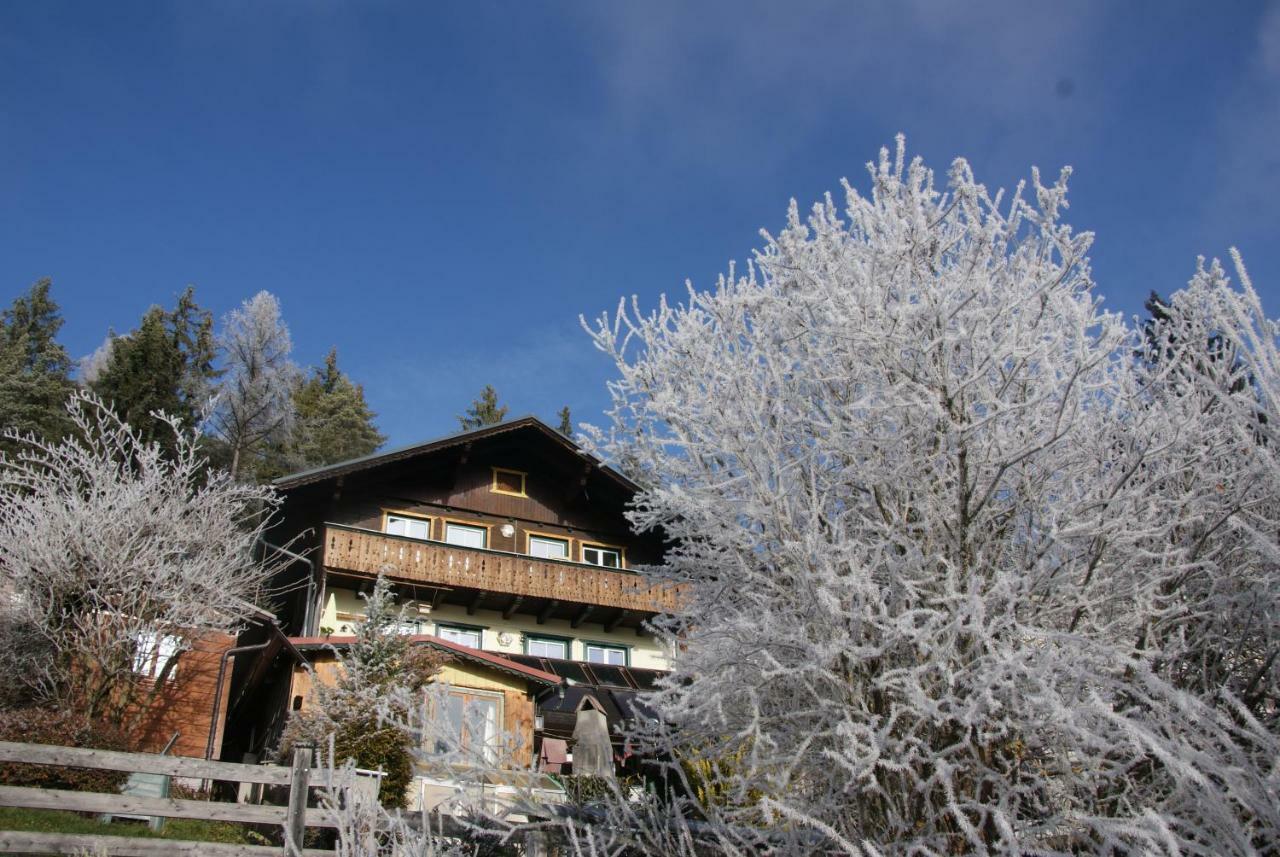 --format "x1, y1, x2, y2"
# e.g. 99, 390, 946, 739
128, 630, 236, 759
